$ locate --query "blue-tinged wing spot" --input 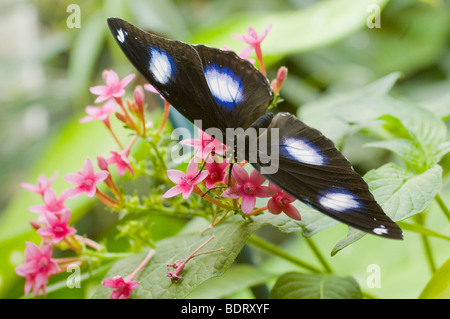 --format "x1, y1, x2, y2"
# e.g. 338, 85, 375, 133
280, 137, 326, 166
318, 188, 362, 212
148, 47, 176, 85
203, 64, 244, 109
